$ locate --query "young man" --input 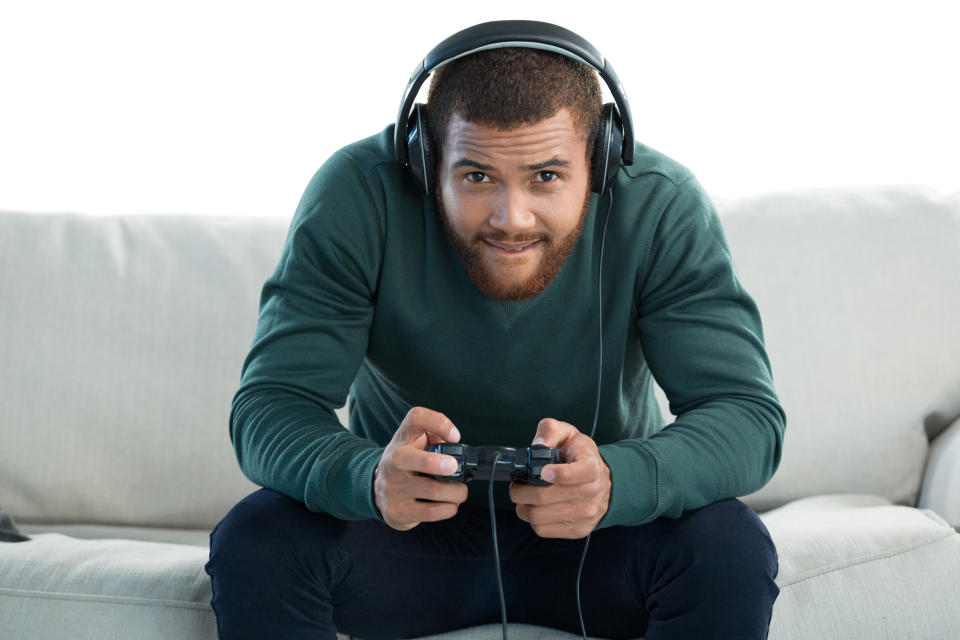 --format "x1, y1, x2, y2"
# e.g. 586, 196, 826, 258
206, 24, 785, 640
